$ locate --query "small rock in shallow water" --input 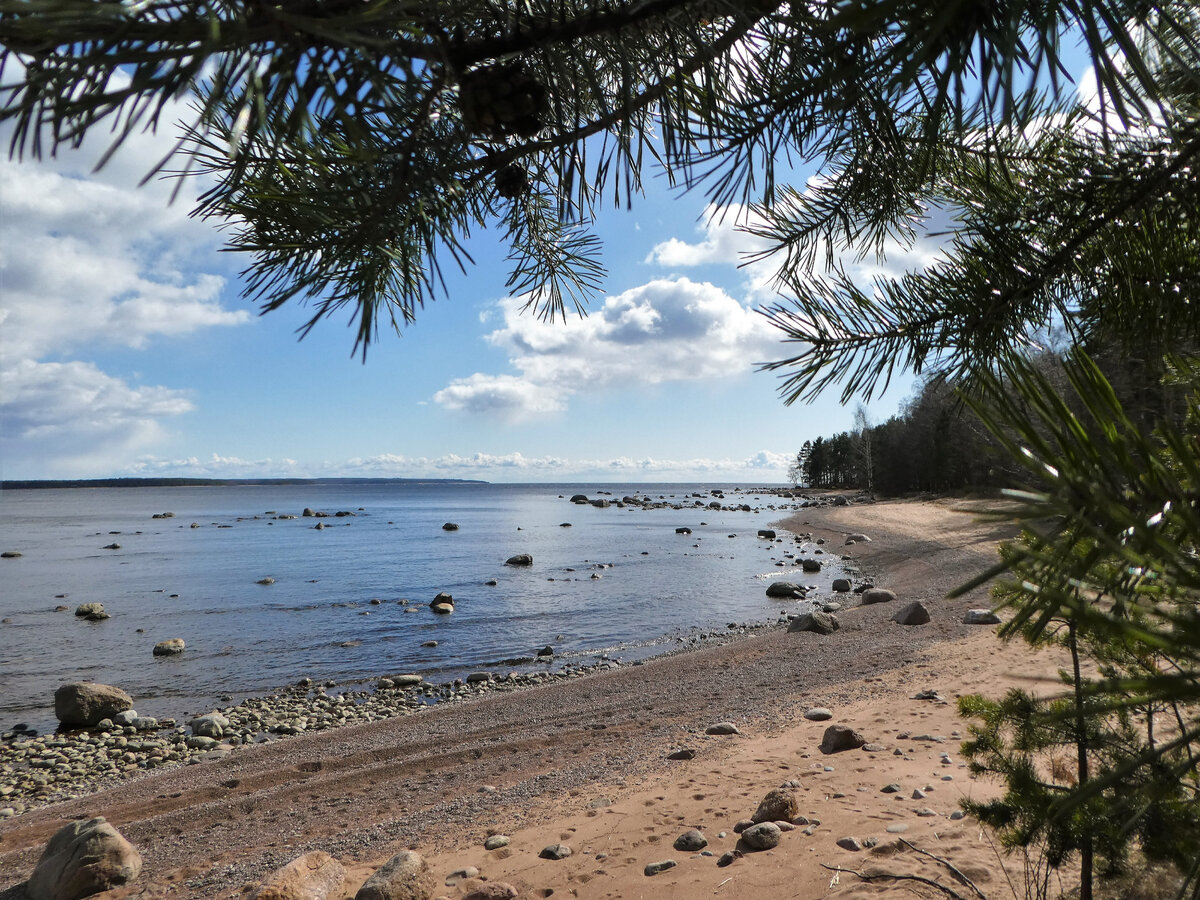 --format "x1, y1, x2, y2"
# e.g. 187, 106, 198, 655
152, 638, 185, 656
